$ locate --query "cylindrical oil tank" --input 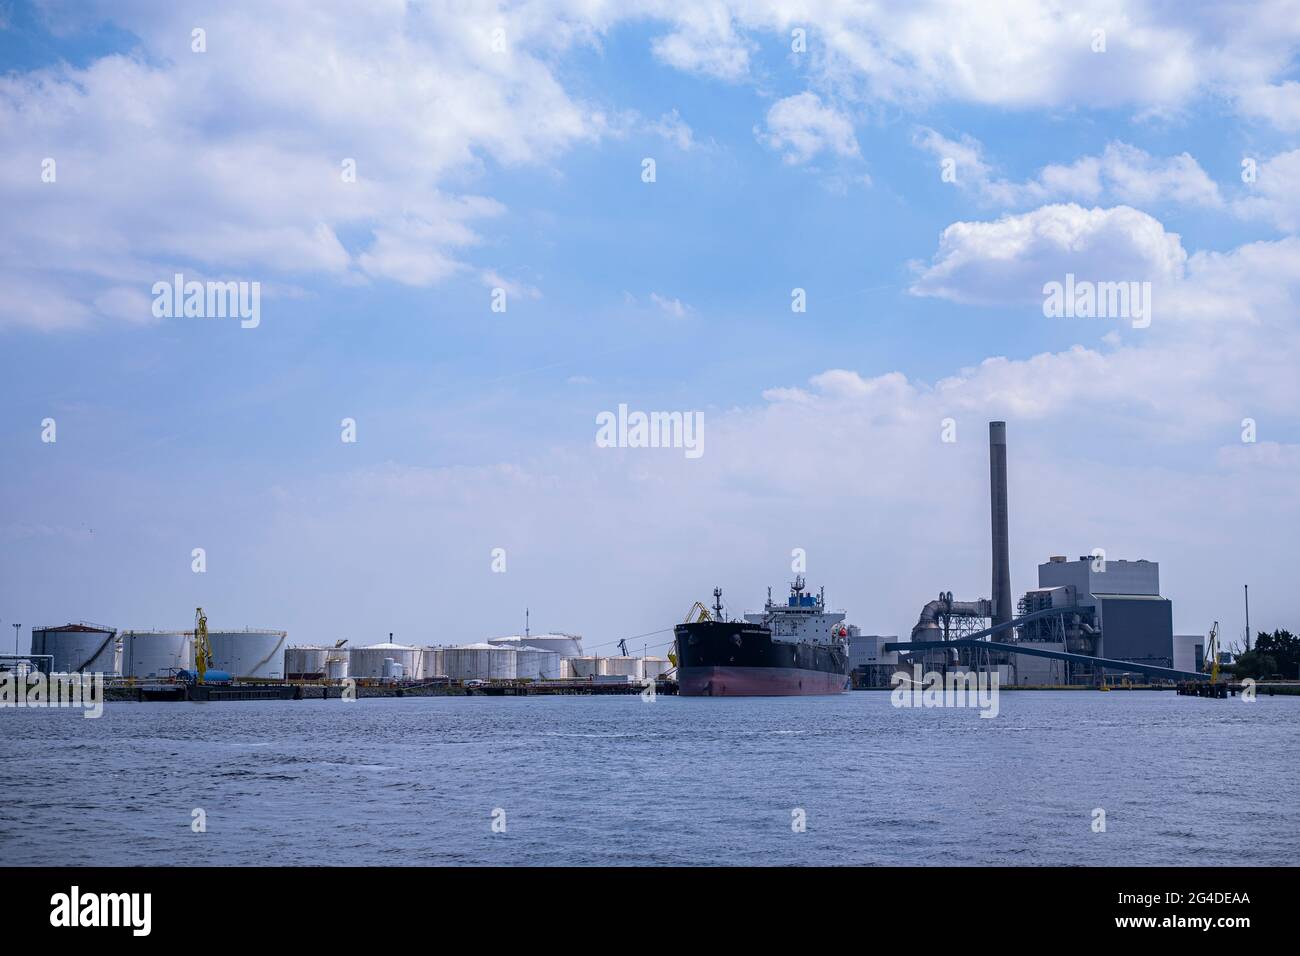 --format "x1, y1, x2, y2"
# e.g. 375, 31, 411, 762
208, 629, 287, 679
284, 645, 330, 680
348, 642, 422, 679
640, 657, 672, 680
487, 632, 583, 658
31, 624, 120, 675
423, 647, 444, 678
517, 646, 561, 680
121, 630, 194, 679
566, 656, 600, 678
326, 655, 349, 681
513, 646, 561, 680
442, 643, 516, 681
601, 656, 640, 678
